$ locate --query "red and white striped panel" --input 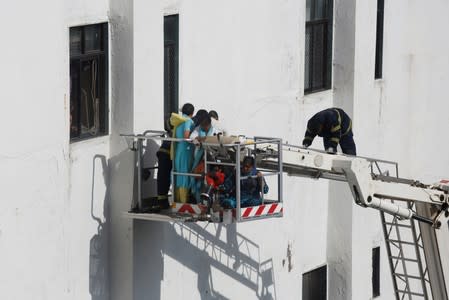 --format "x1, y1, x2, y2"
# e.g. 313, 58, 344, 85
171, 203, 208, 215
240, 203, 283, 219
438, 179, 449, 192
